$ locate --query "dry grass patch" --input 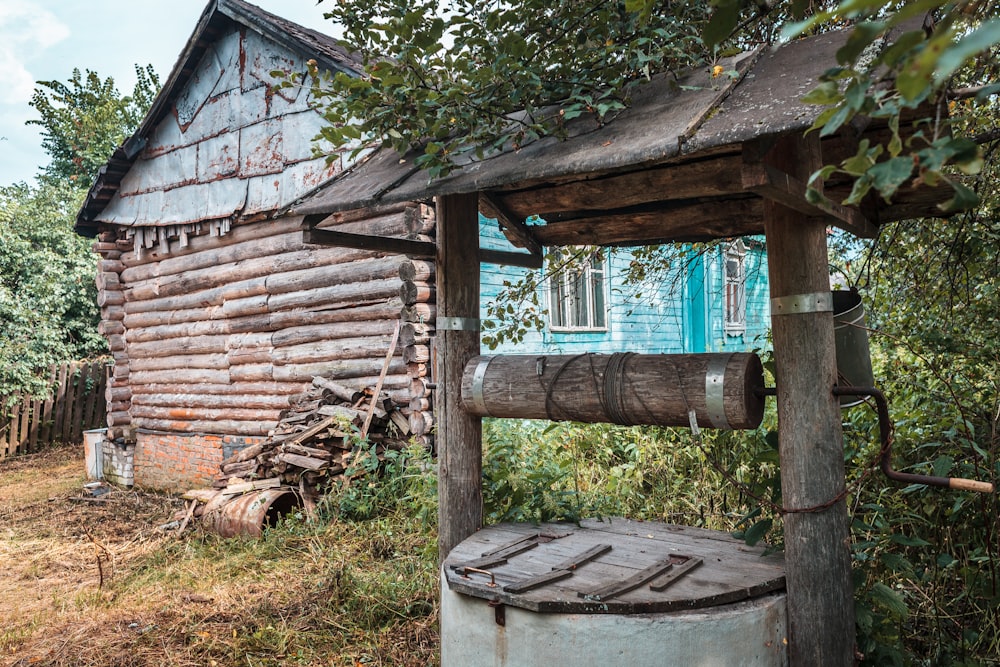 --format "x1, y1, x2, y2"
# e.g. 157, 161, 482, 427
0, 444, 439, 667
